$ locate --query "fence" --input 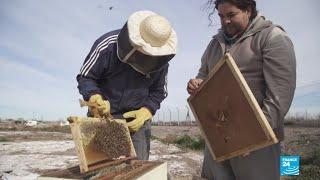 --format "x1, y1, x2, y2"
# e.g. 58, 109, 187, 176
151, 106, 320, 127
151, 105, 198, 126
